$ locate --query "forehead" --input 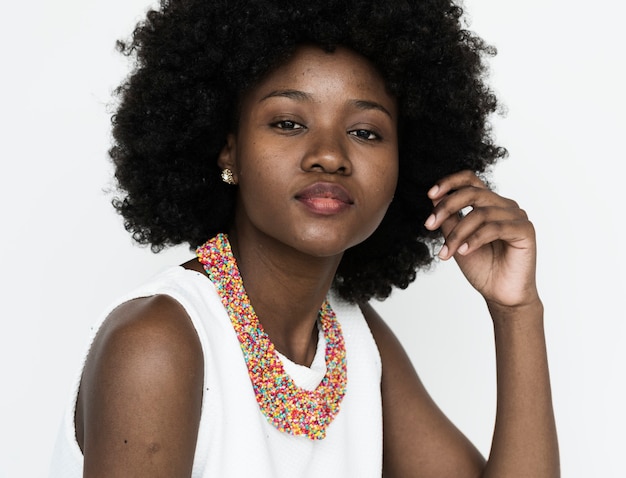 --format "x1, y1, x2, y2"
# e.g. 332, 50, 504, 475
243, 45, 395, 108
